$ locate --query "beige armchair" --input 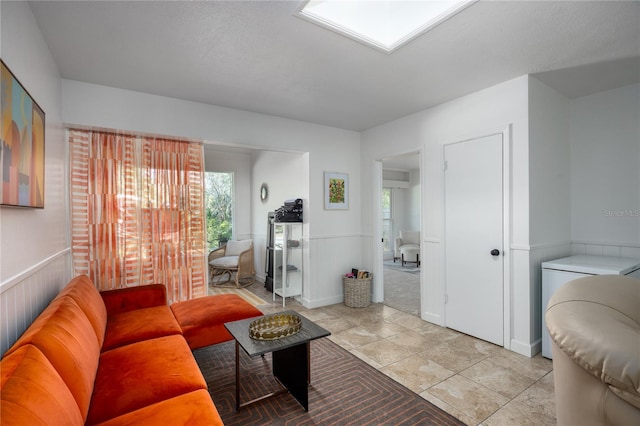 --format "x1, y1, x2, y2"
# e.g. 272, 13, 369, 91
545, 275, 640, 426
394, 231, 420, 266
208, 239, 255, 288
